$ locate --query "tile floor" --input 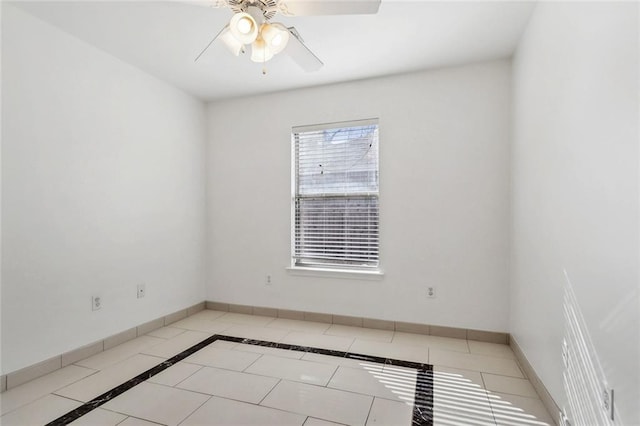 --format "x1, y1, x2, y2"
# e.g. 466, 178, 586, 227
0, 310, 556, 426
